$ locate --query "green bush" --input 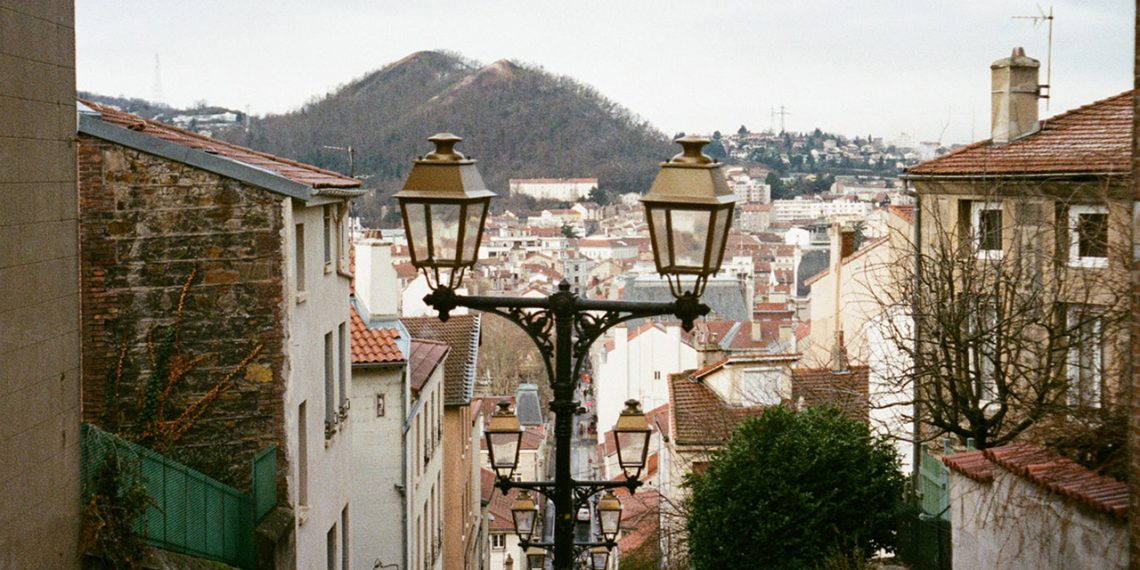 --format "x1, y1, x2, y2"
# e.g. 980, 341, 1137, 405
685, 406, 904, 570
